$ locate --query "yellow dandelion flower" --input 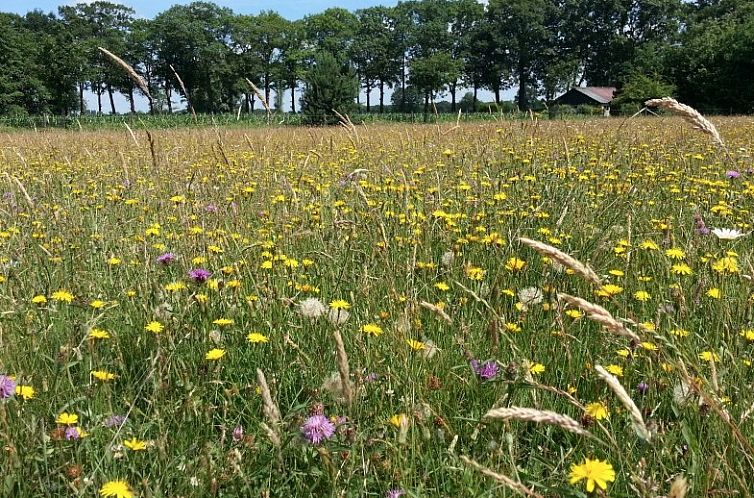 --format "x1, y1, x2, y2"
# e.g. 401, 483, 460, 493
145, 321, 164, 333
569, 457, 616, 493
633, 291, 651, 302
89, 328, 110, 340
595, 284, 623, 298
434, 282, 450, 291
329, 299, 351, 310
665, 248, 686, 259
406, 339, 426, 351
699, 351, 719, 362
528, 362, 545, 375
51, 290, 74, 303
89, 299, 107, 309
56, 412, 79, 425
639, 240, 659, 250
711, 257, 739, 274
706, 288, 721, 299
362, 323, 384, 337
504, 257, 526, 272
584, 402, 609, 420
670, 263, 693, 275
606, 364, 623, 377
389, 414, 409, 428
205, 348, 225, 360
91, 370, 117, 382
15, 385, 35, 400
31, 295, 47, 305
740, 329, 754, 342
99, 480, 133, 498
247, 332, 269, 343
123, 437, 148, 451
640, 341, 659, 351
671, 328, 689, 338
212, 318, 234, 327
